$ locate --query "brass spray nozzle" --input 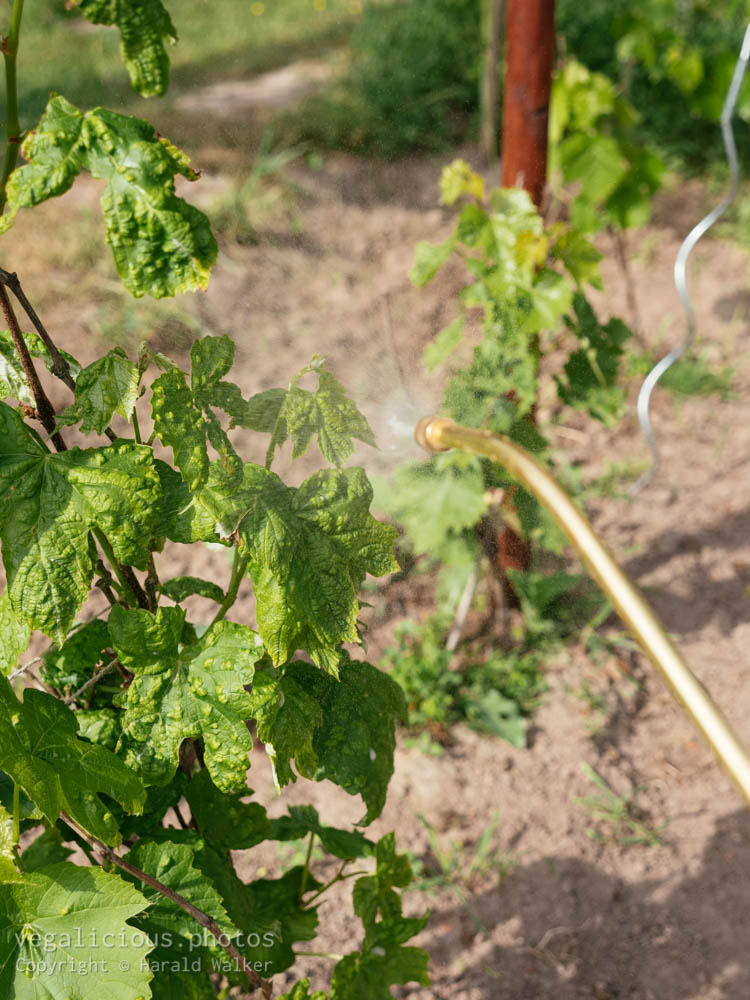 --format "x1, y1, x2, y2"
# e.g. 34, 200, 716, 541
415, 415, 750, 808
